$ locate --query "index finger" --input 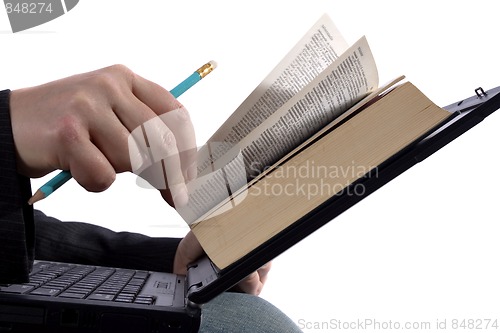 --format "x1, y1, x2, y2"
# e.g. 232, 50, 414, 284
131, 72, 183, 114
133, 73, 197, 181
